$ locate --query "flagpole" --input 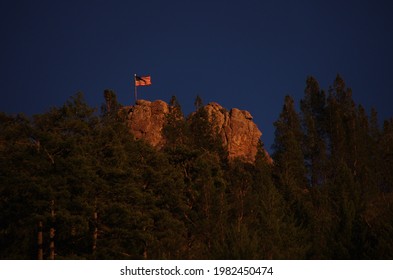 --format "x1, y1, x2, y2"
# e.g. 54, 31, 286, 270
134, 74, 137, 104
